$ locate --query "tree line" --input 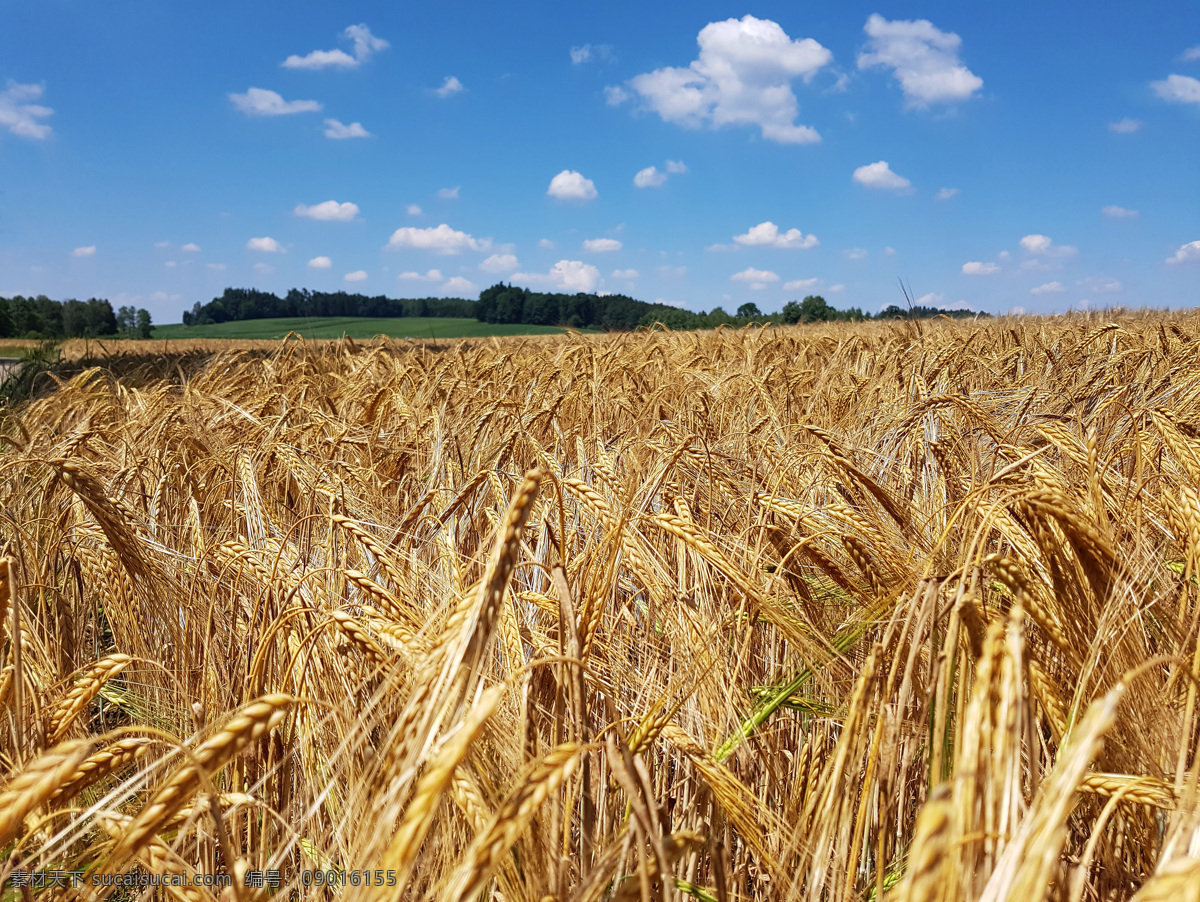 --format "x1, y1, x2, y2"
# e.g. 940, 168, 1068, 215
0, 295, 152, 340
183, 288, 476, 325
180, 285, 987, 333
